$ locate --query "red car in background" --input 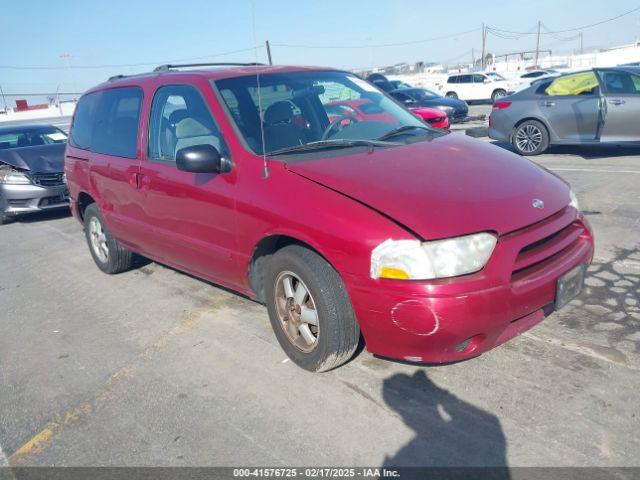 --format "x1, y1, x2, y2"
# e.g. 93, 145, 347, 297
325, 100, 449, 130
324, 99, 395, 124
410, 107, 450, 130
